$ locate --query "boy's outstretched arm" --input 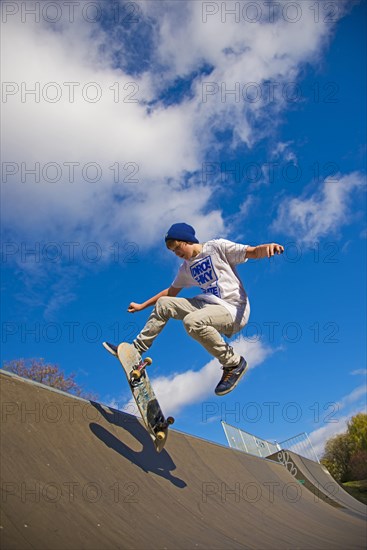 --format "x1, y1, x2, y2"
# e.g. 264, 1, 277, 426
246, 243, 284, 259
128, 285, 181, 313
